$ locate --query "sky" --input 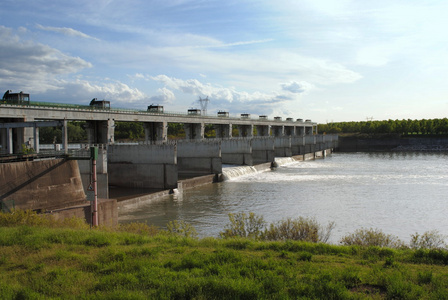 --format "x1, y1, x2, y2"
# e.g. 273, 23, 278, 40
1, 0, 447, 123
